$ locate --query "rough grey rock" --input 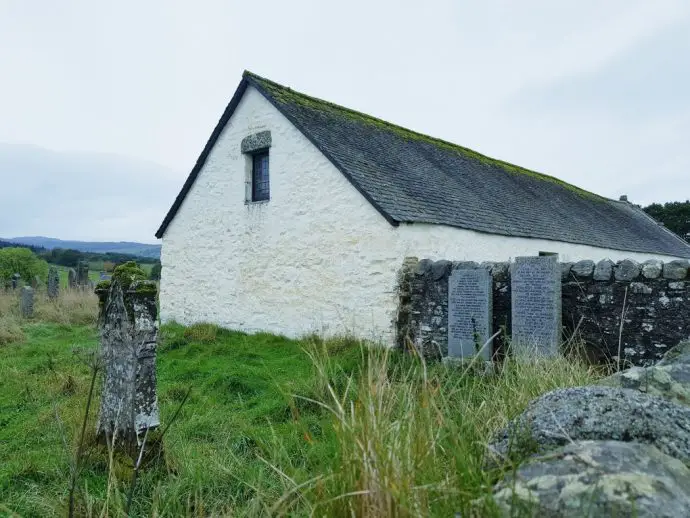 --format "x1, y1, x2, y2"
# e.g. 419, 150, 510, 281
571, 260, 594, 278
415, 259, 433, 276
663, 260, 689, 280
641, 259, 663, 279
560, 262, 573, 280
593, 259, 614, 281
630, 281, 652, 294
431, 260, 451, 280
488, 262, 509, 278
614, 259, 640, 281
600, 363, 690, 407
658, 340, 690, 367
487, 386, 690, 467
492, 440, 690, 518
